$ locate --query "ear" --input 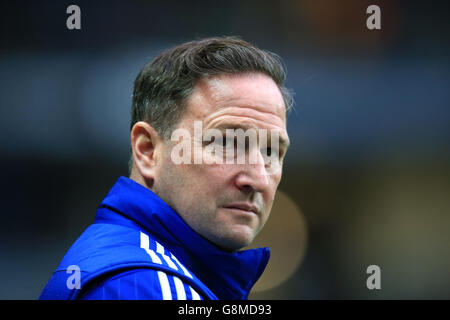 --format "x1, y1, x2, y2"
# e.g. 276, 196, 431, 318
130, 121, 163, 185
